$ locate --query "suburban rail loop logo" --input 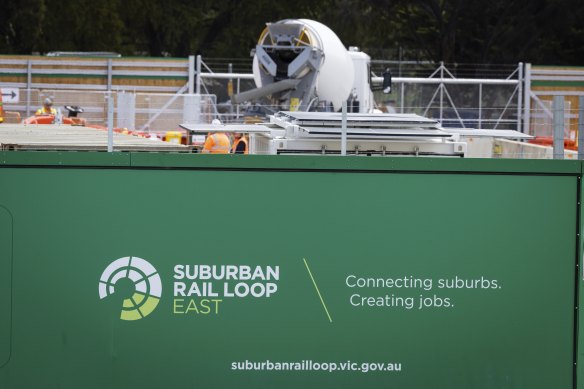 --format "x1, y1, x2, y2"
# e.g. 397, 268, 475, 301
98, 256, 162, 320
